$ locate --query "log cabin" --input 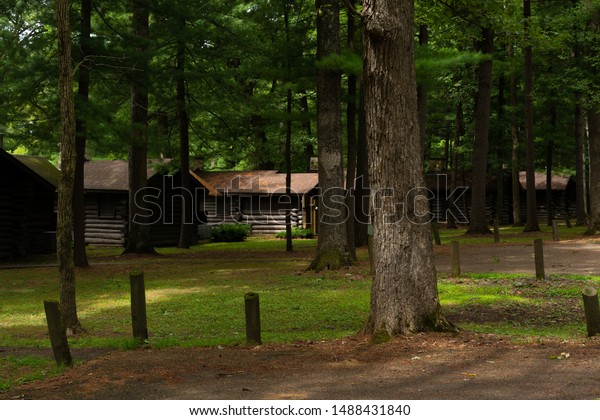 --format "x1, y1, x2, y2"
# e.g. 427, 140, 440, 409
518, 171, 576, 224
84, 160, 211, 247
194, 170, 319, 235
0, 149, 59, 259
425, 170, 576, 226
